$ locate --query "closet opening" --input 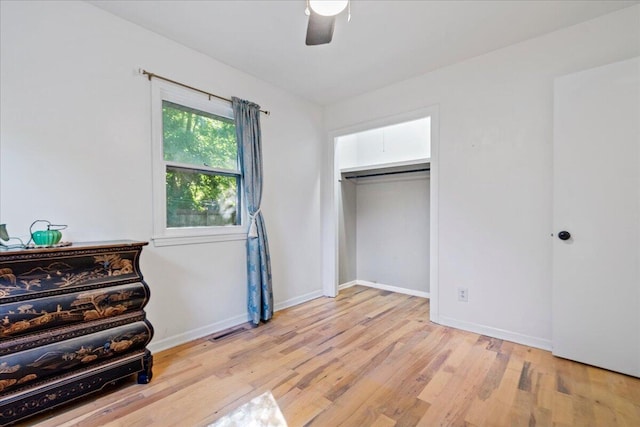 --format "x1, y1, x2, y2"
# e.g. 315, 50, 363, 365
332, 114, 436, 306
